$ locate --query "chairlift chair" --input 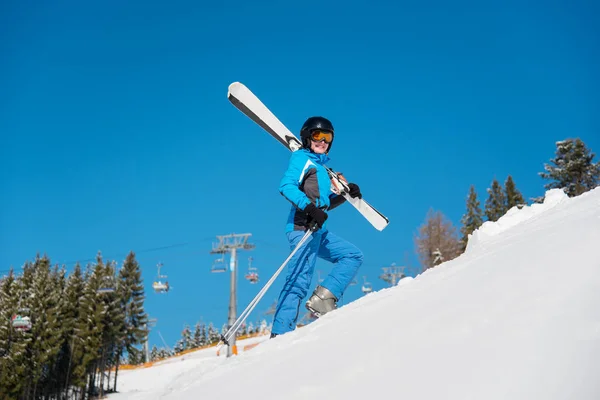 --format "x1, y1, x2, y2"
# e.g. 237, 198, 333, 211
245, 271, 259, 283
244, 257, 259, 284
11, 308, 32, 331
153, 263, 170, 293
12, 315, 32, 331
361, 276, 373, 294
211, 255, 227, 273
152, 281, 170, 293
97, 276, 115, 294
